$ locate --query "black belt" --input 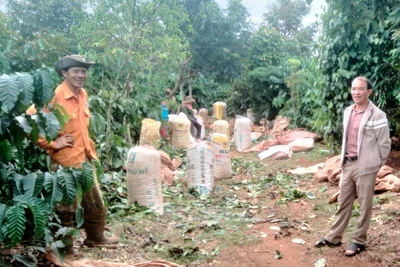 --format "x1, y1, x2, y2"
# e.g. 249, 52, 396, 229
345, 155, 358, 162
